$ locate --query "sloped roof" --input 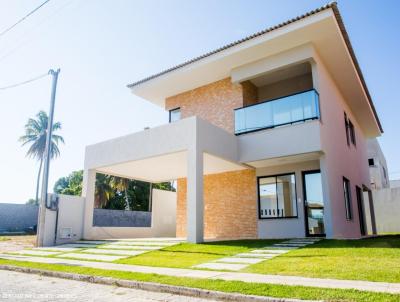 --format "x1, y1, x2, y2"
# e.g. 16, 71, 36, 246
127, 2, 382, 132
